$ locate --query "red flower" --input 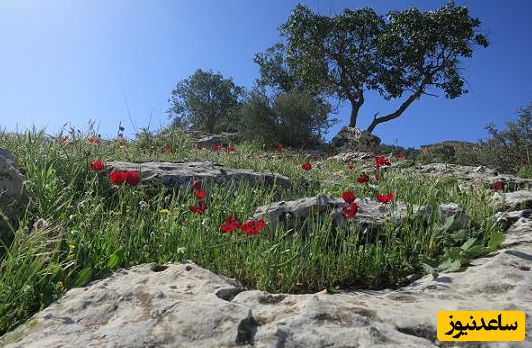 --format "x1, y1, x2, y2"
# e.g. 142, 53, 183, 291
374, 174, 381, 181
395, 153, 404, 159
357, 174, 370, 184
342, 190, 356, 204
194, 190, 208, 199
492, 182, 505, 191
374, 156, 391, 168
341, 202, 358, 218
162, 146, 171, 154
212, 144, 224, 152
274, 143, 284, 152
91, 159, 105, 171
60, 137, 70, 146
376, 193, 394, 204
88, 137, 101, 144
109, 170, 127, 185
240, 219, 266, 235
220, 216, 241, 233
125, 171, 140, 186
226, 146, 236, 153
191, 180, 202, 191
301, 162, 312, 171
188, 201, 207, 215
